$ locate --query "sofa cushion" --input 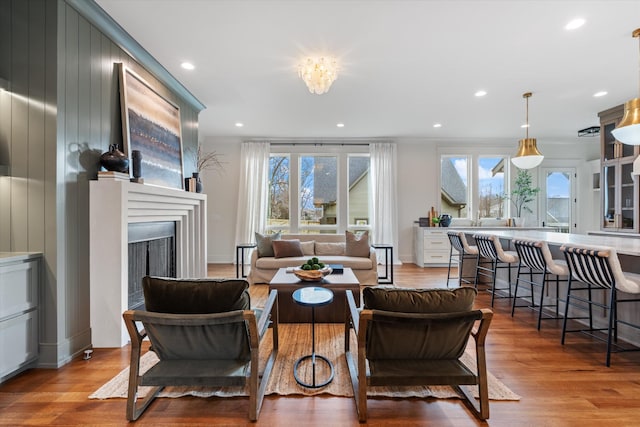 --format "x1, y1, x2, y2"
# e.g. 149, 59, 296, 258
273, 239, 304, 258
142, 276, 251, 314
363, 286, 477, 313
255, 231, 281, 257
345, 230, 370, 257
315, 242, 345, 256
255, 255, 372, 270
300, 240, 315, 256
